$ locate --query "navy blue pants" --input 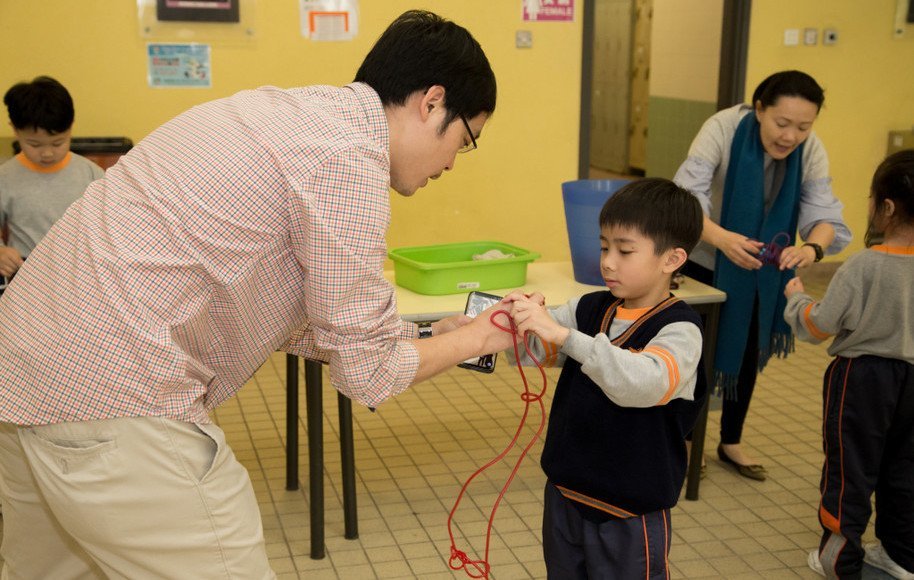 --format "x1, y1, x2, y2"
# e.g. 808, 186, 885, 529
543, 482, 671, 579
816, 356, 914, 579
